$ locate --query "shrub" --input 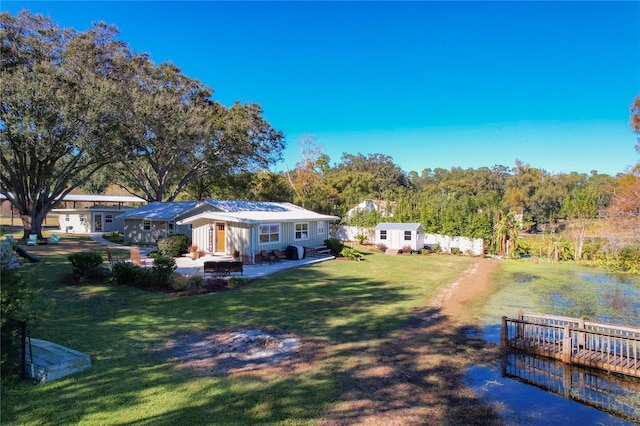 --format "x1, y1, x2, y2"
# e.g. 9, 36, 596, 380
185, 274, 206, 290
103, 231, 124, 245
150, 256, 177, 290
341, 247, 364, 261
157, 234, 188, 258
376, 243, 387, 252
324, 238, 345, 256
354, 234, 368, 244
617, 244, 640, 274
229, 276, 249, 287
402, 245, 412, 254
106, 262, 143, 286
68, 251, 103, 281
